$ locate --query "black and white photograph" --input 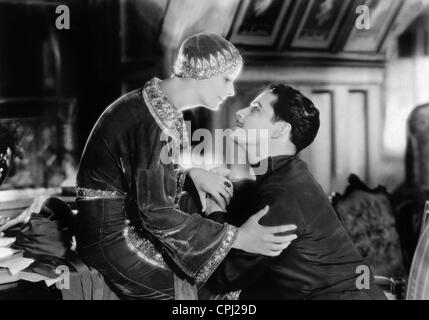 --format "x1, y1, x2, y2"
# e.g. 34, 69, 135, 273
0, 0, 429, 308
